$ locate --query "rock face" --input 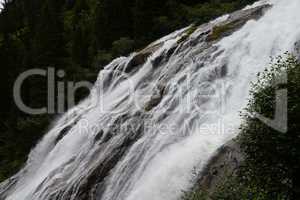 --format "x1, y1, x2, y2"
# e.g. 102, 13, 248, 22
194, 140, 244, 195
207, 4, 271, 41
